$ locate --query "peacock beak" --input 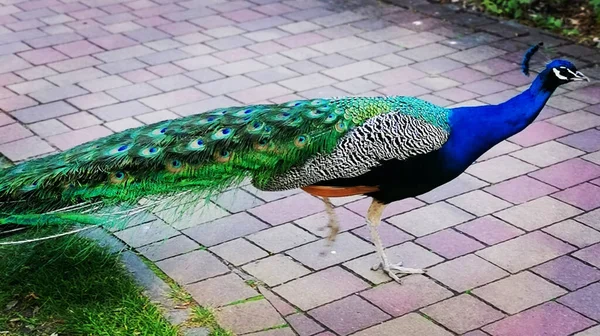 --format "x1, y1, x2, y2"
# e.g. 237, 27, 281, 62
572, 71, 590, 82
